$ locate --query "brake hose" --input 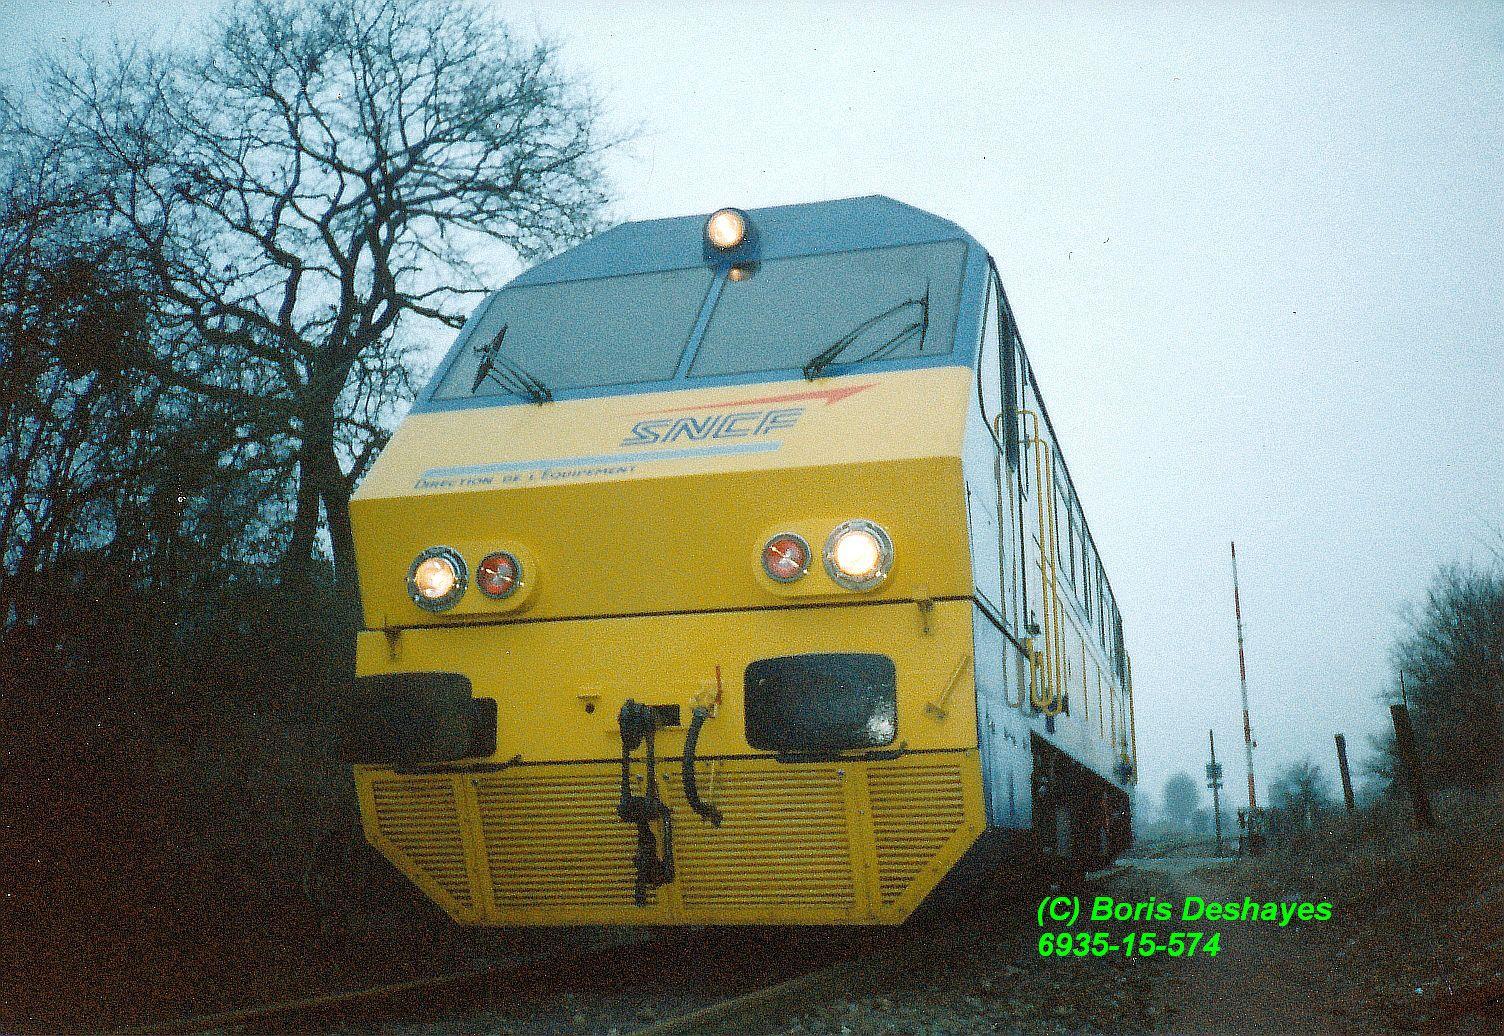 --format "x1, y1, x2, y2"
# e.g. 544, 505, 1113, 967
682, 706, 723, 826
